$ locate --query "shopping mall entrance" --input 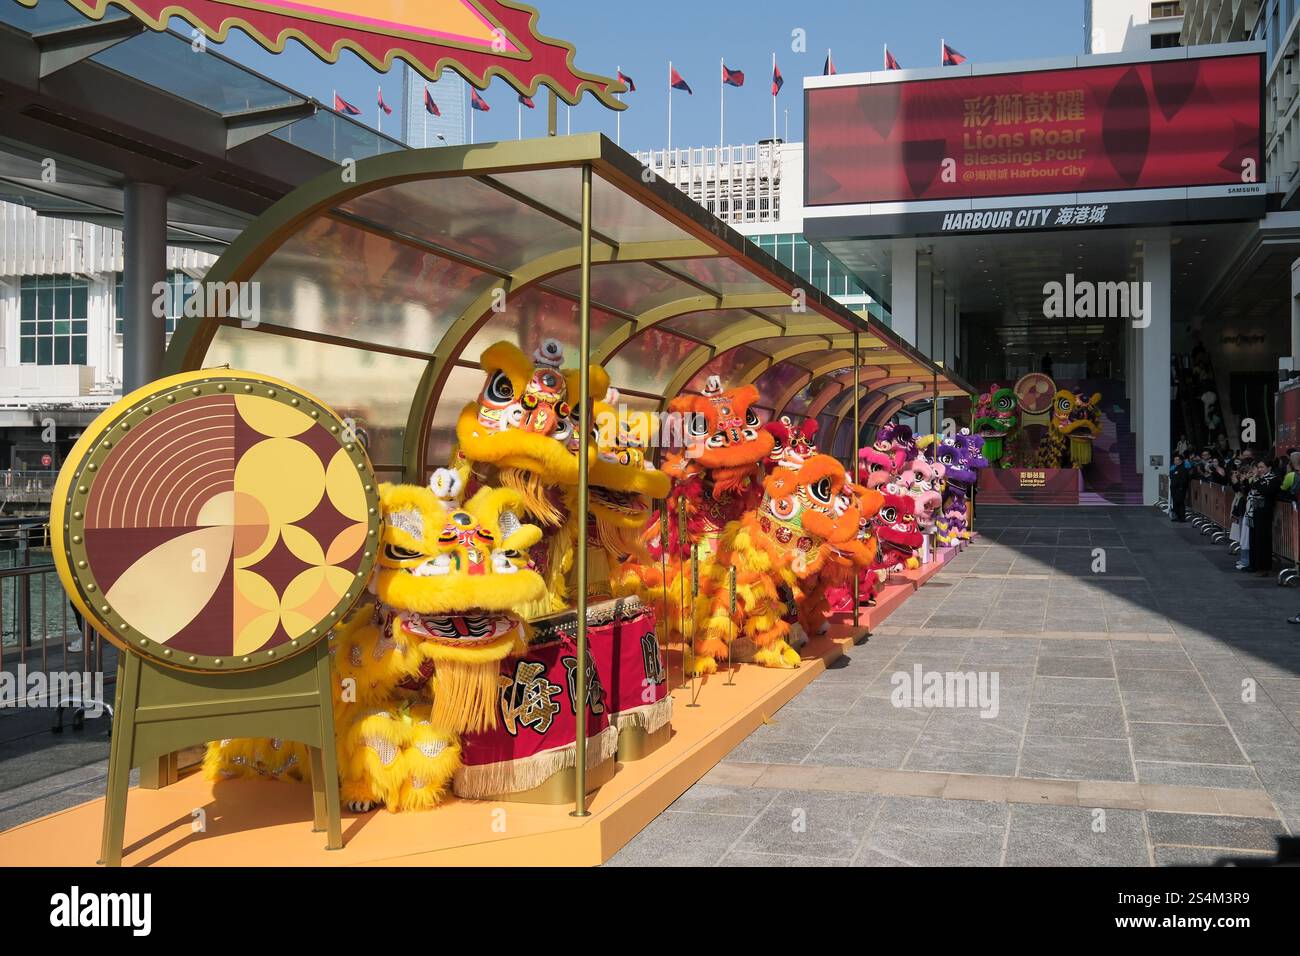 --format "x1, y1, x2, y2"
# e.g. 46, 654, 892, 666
801, 44, 1272, 506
